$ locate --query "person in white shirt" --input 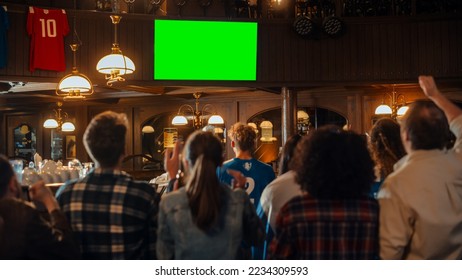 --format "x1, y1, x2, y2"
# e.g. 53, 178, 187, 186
378, 75, 462, 259
259, 134, 303, 234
